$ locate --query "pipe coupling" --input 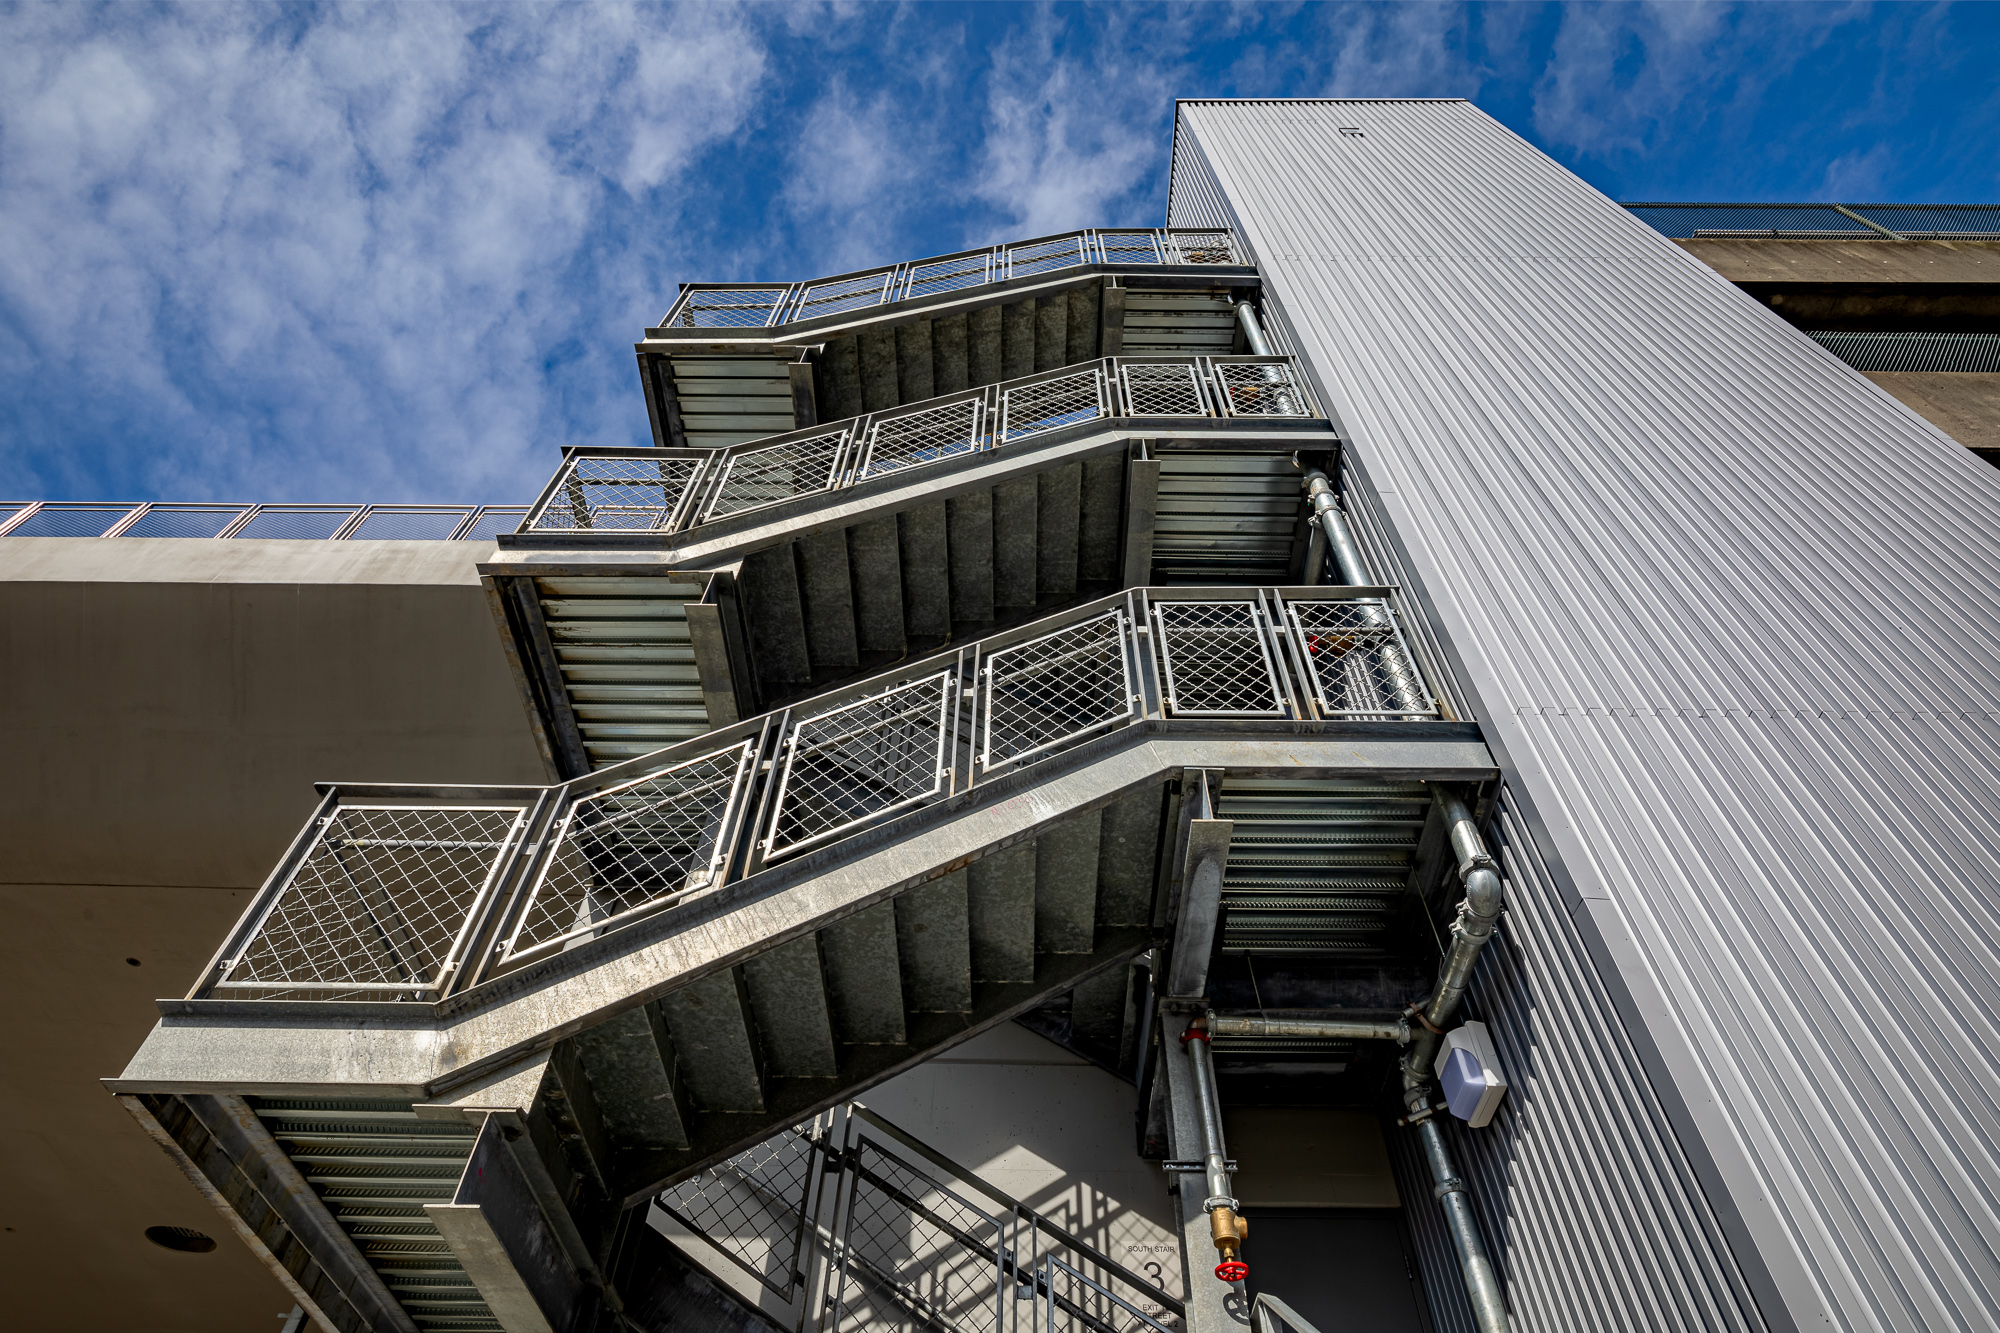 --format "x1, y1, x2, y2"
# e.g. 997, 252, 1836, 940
1432, 1175, 1467, 1201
